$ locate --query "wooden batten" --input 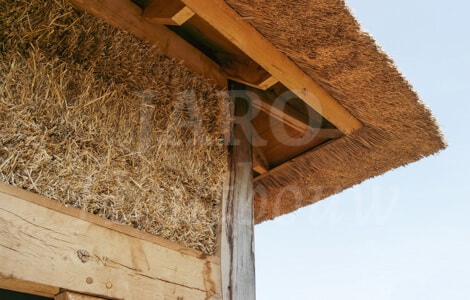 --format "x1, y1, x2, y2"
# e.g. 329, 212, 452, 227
0, 183, 221, 300
221, 87, 256, 299
257, 76, 279, 91
143, 0, 195, 26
